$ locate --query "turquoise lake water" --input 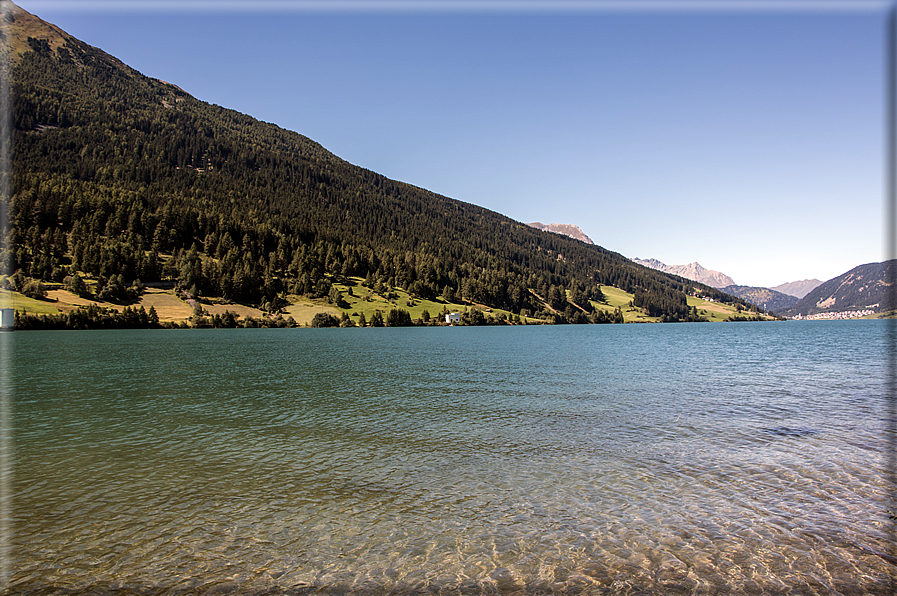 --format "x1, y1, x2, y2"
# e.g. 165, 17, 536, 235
8, 320, 896, 594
